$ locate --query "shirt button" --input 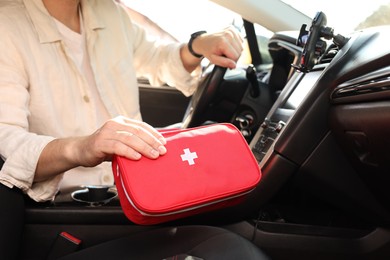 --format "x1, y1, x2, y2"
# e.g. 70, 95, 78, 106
102, 174, 113, 184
